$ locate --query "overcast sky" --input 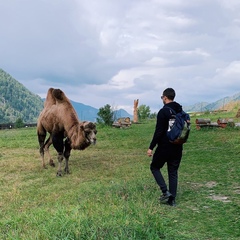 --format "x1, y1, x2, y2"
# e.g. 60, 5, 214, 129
1, 0, 240, 114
